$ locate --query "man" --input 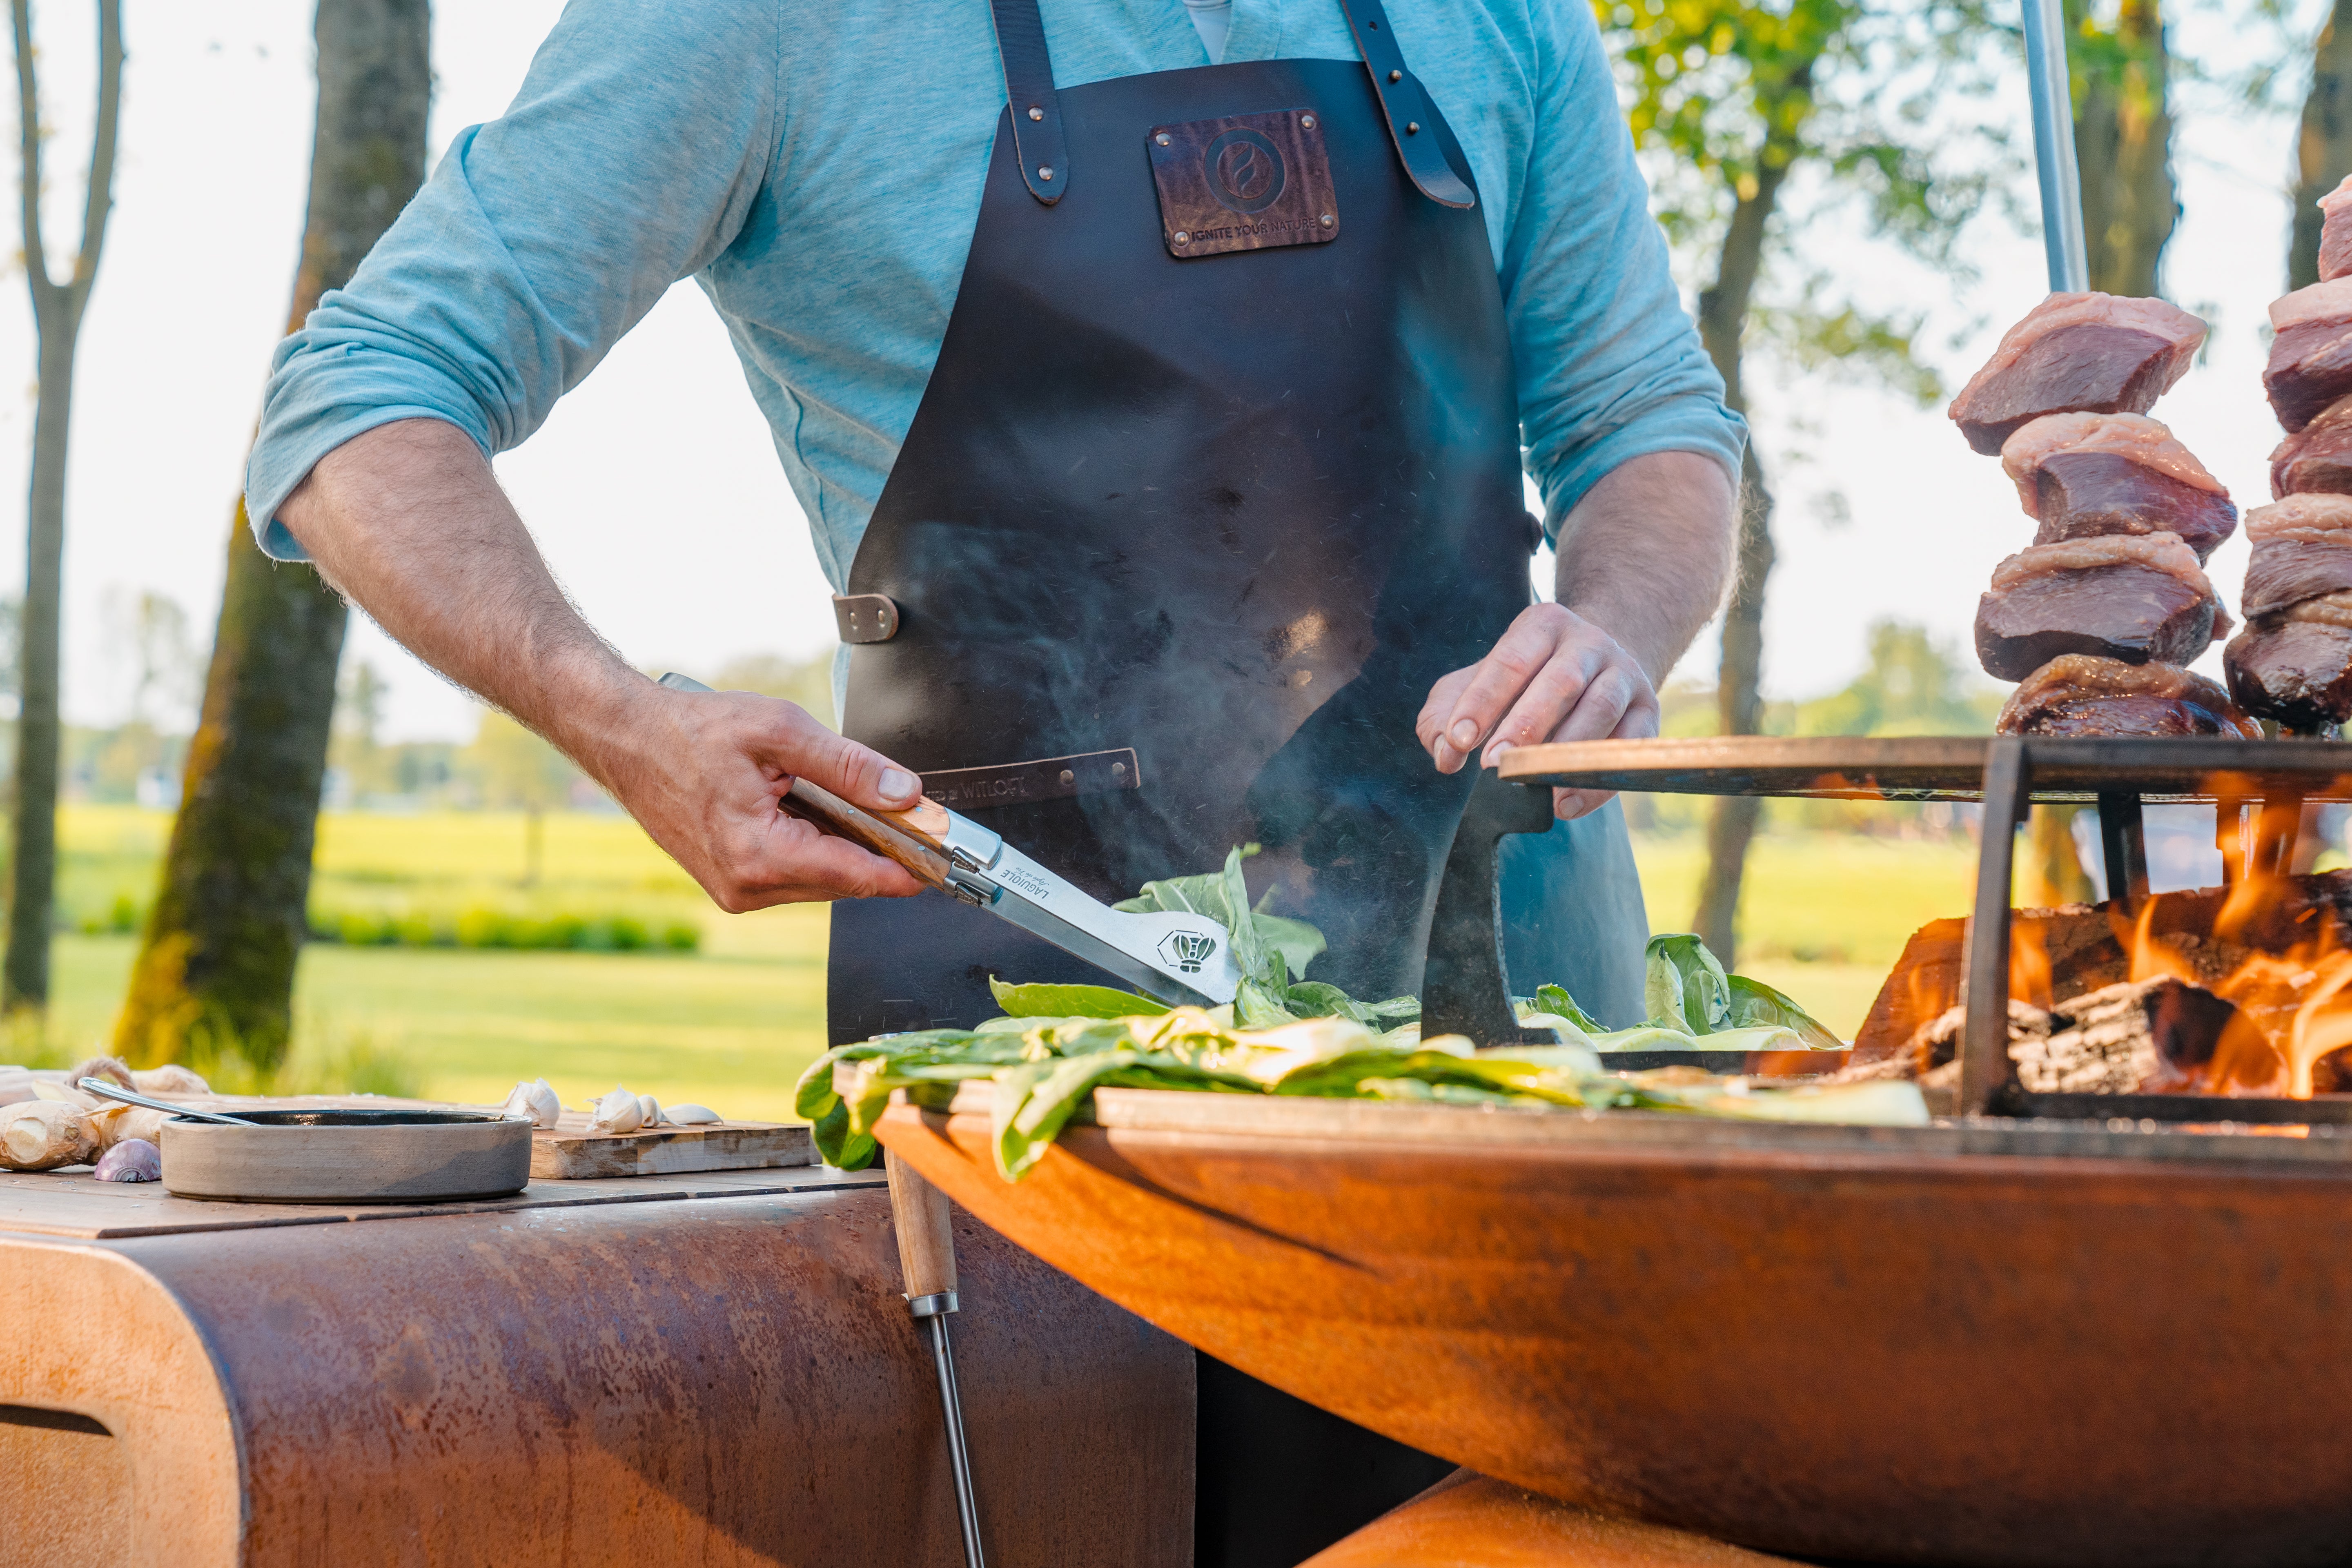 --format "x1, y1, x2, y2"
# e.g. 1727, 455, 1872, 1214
251, 0, 1737, 1553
